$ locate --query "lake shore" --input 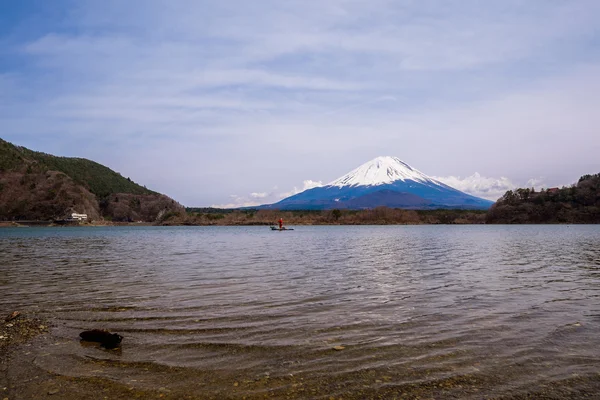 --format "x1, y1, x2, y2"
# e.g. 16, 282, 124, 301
3, 310, 600, 399
1, 313, 170, 400
0, 208, 489, 227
